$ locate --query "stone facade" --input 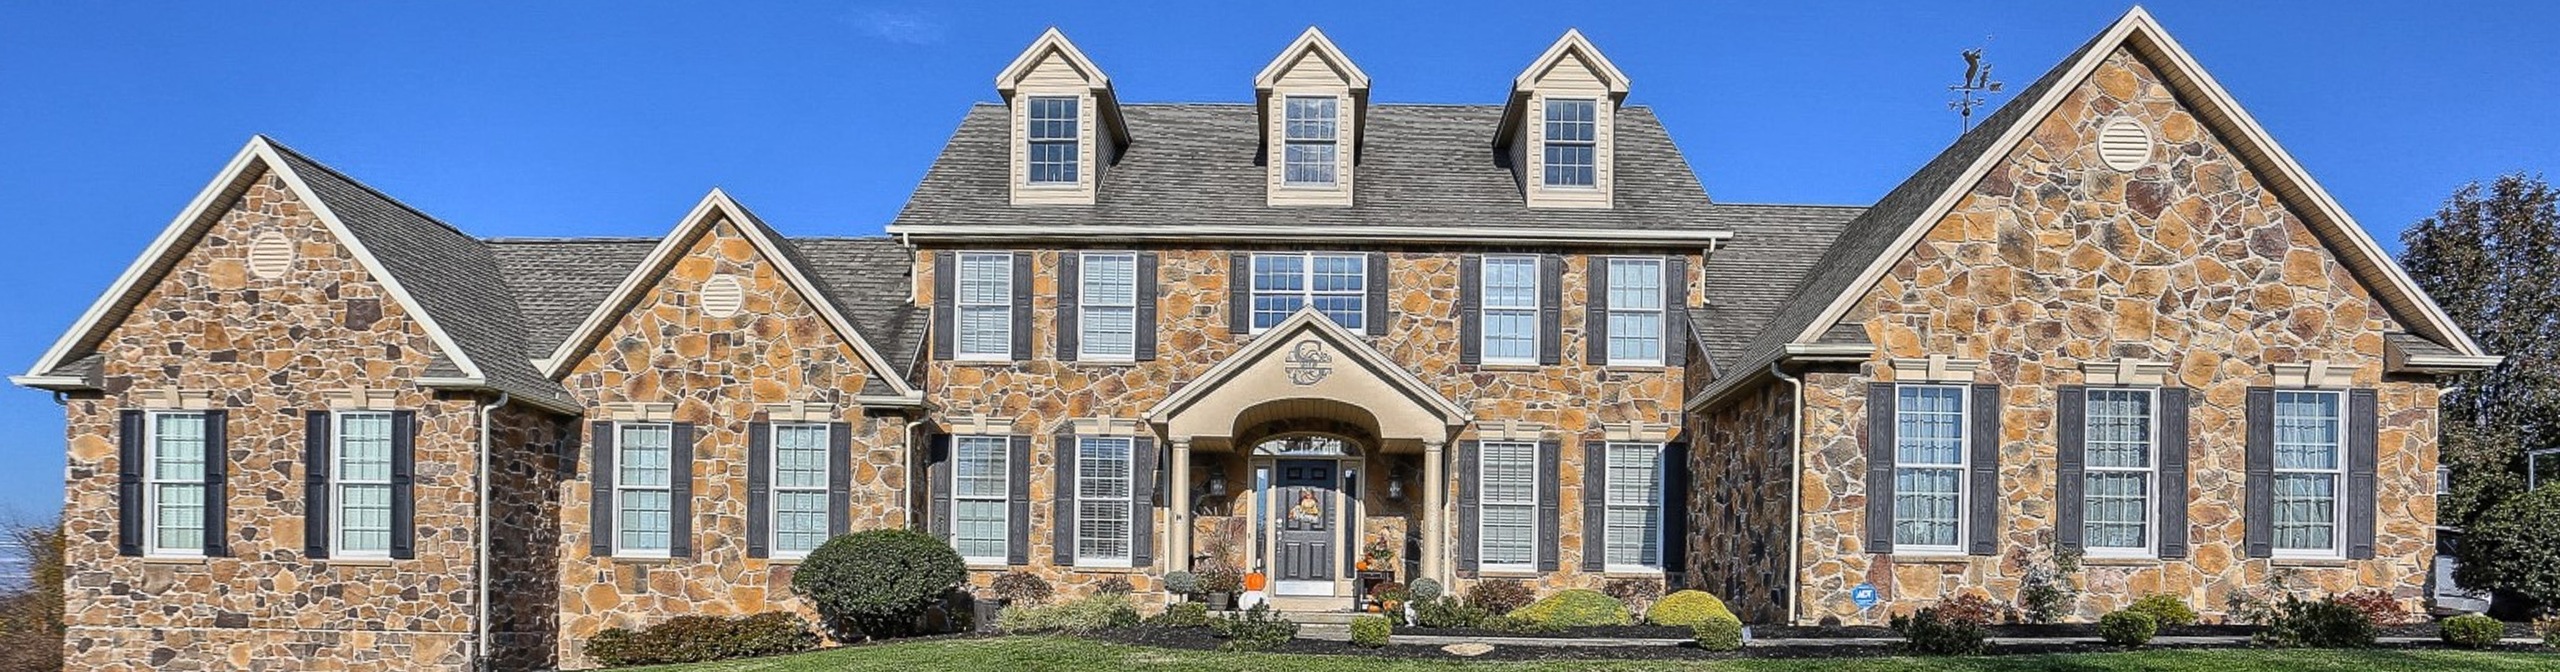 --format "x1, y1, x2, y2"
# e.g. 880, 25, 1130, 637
1690, 380, 1796, 623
